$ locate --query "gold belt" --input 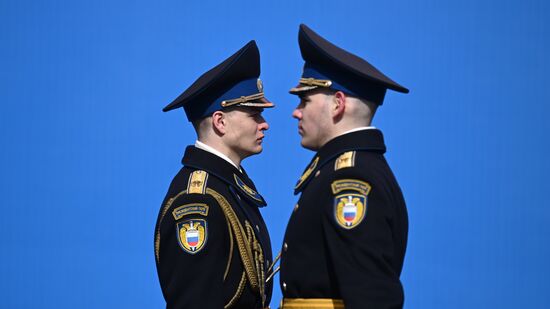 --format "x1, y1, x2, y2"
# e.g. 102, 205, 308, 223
280, 298, 344, 309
